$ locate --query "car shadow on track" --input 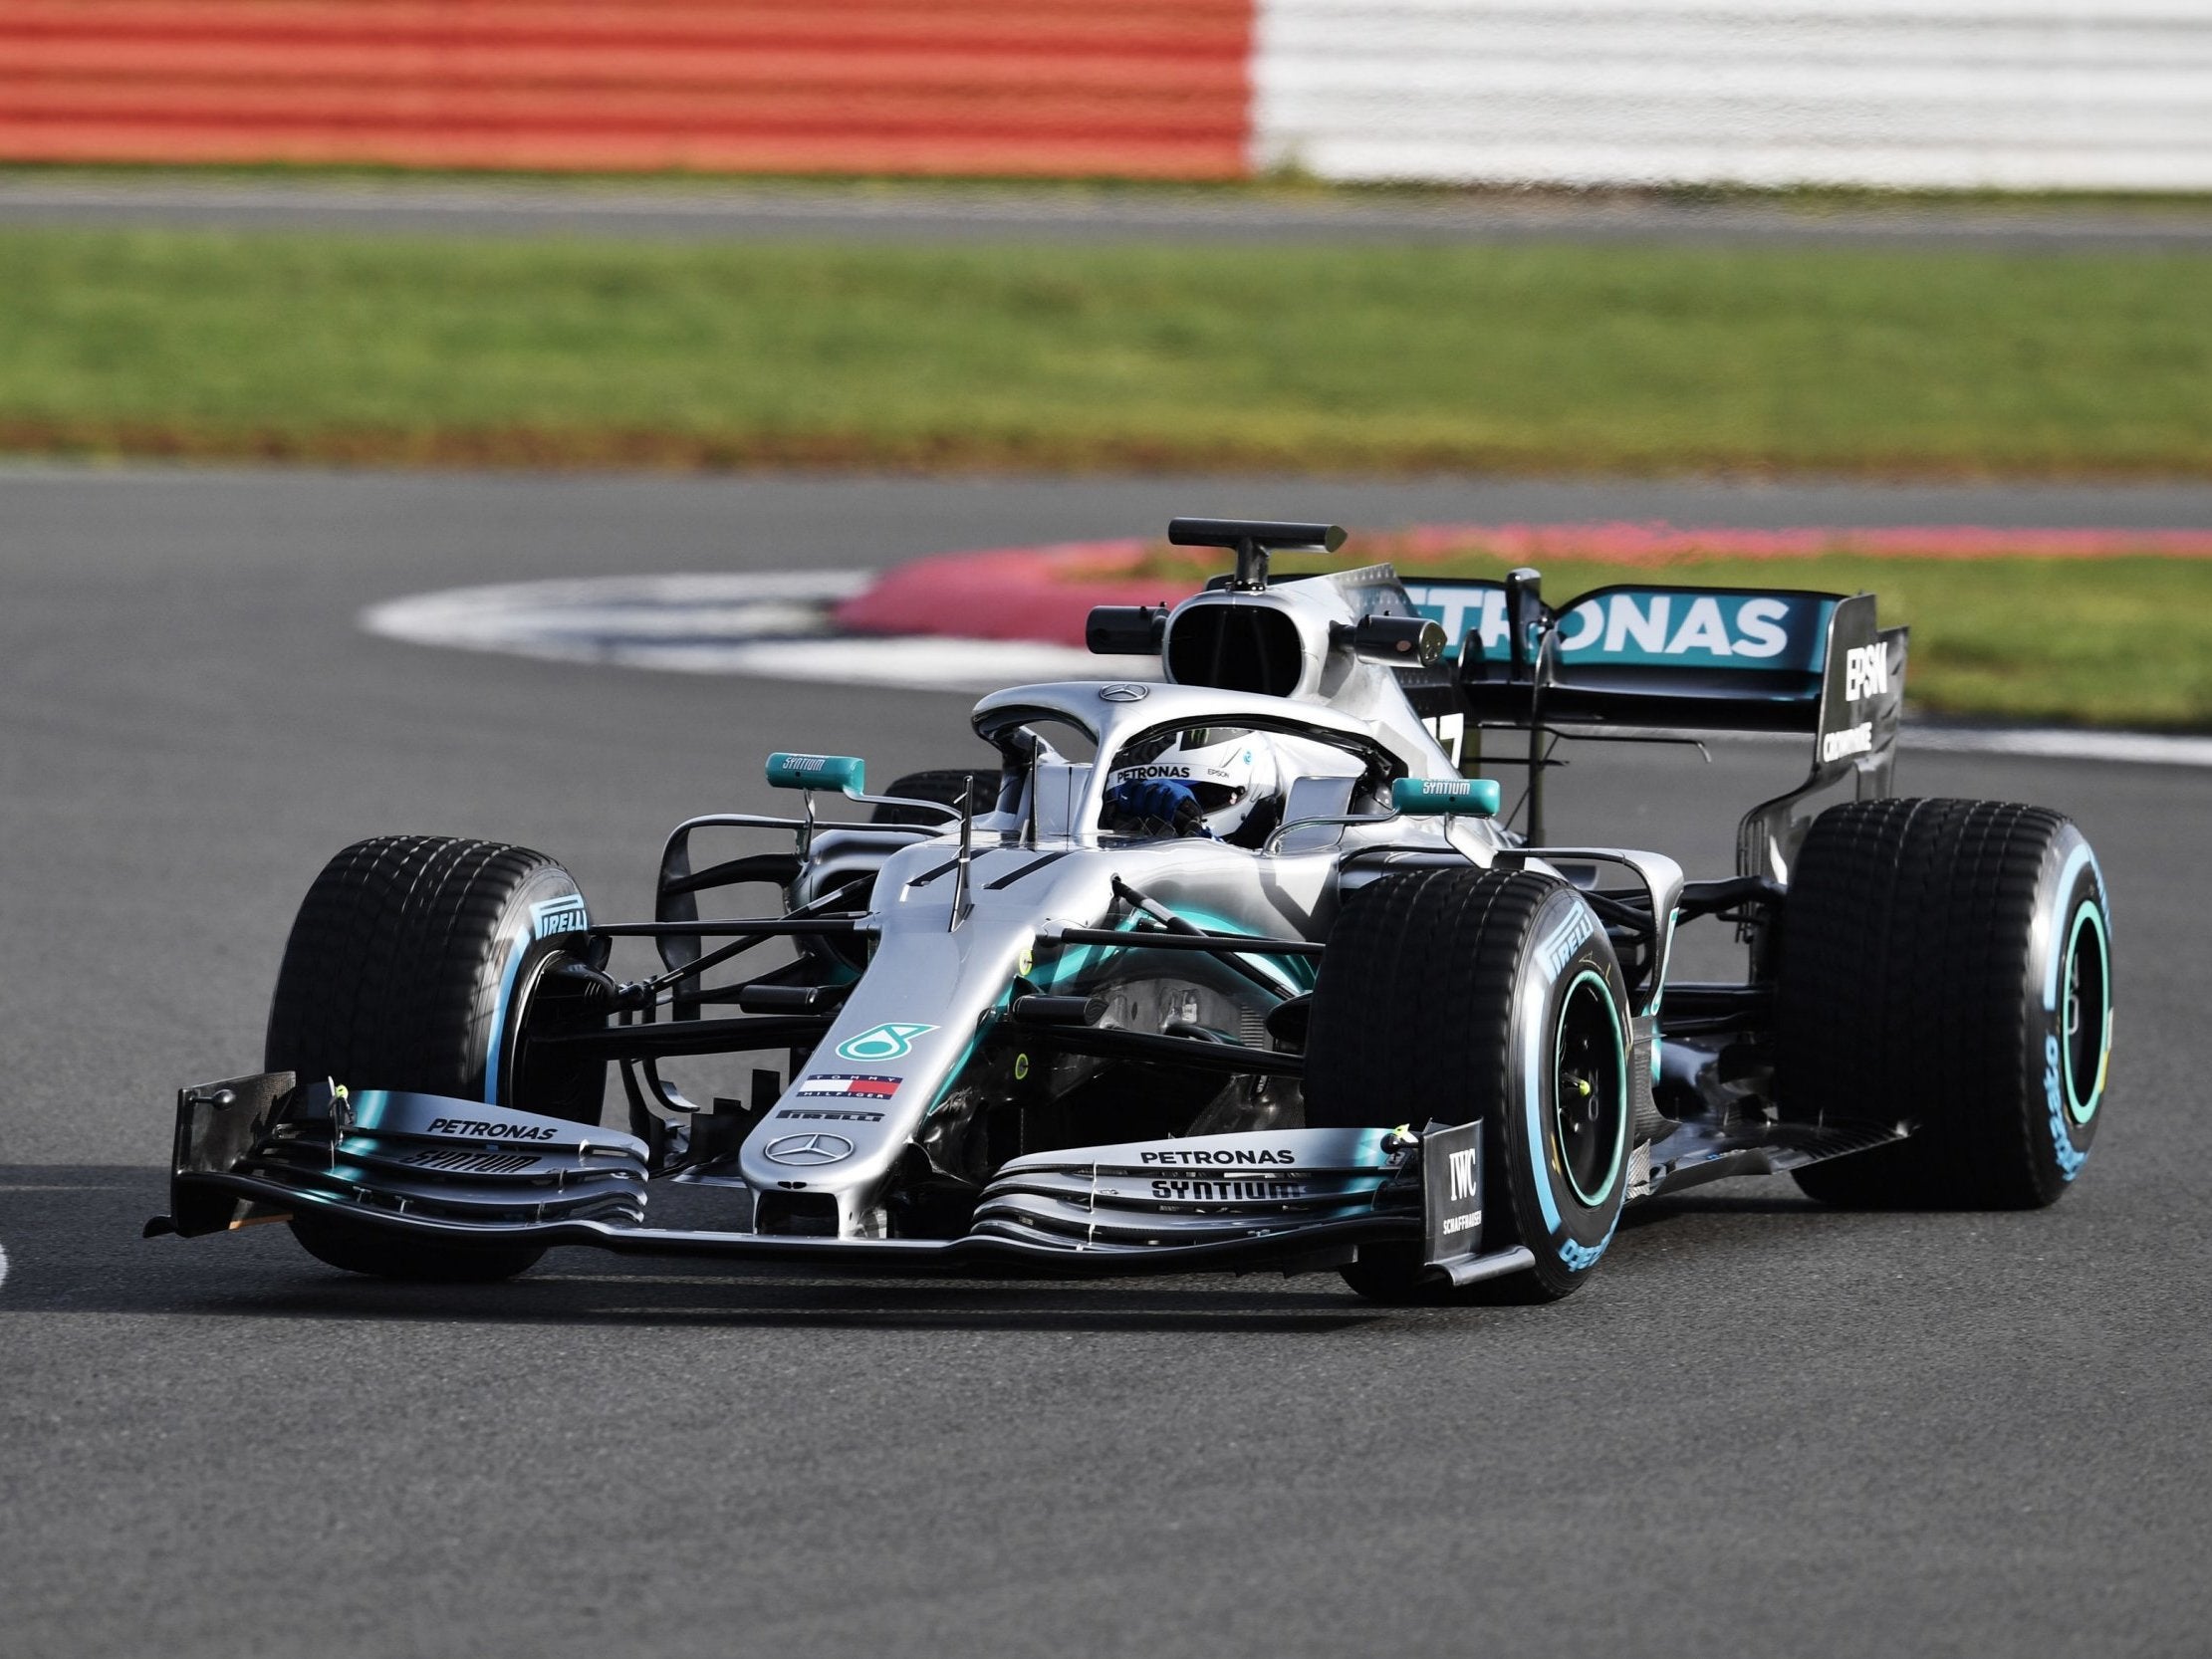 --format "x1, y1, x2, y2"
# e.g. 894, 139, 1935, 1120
1621, 1190, 1835, 1222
